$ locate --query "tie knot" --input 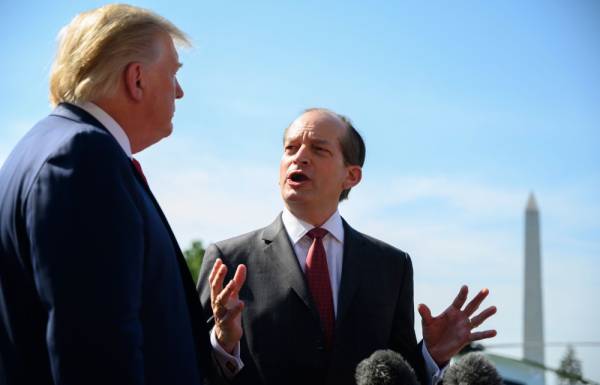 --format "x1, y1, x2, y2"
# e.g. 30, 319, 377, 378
307, 228, 328, 240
